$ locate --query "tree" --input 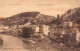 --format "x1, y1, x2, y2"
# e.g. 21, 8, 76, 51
57, 14, 60, 18
22, 27, 34, 38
